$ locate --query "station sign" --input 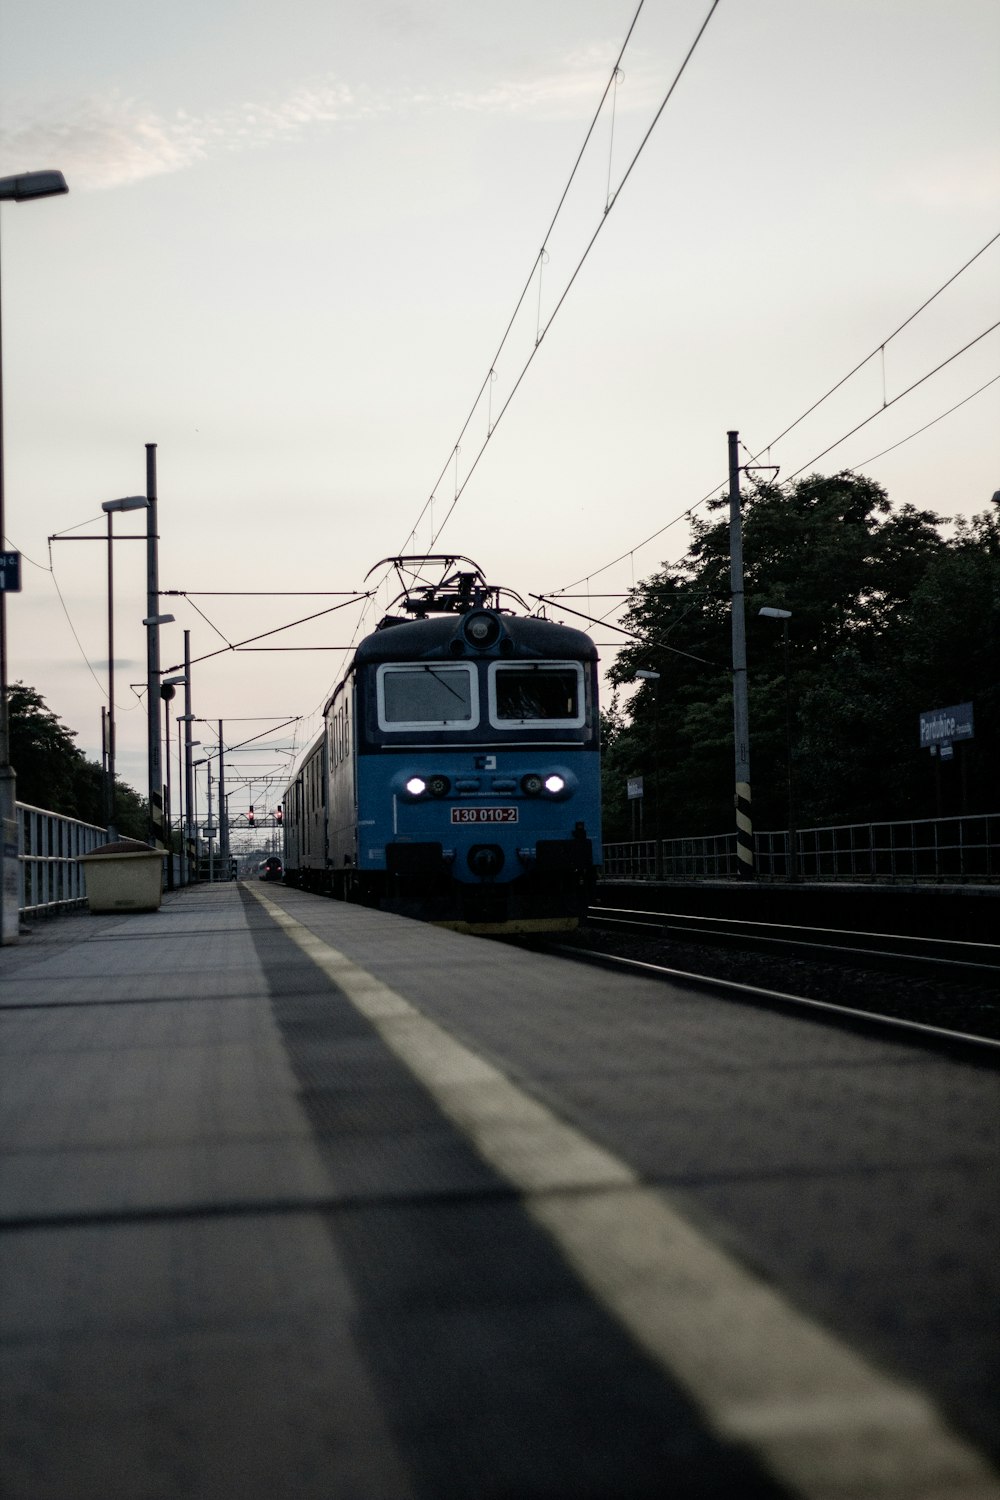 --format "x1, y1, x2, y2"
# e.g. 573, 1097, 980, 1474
627, 777, 644, 800
0, 552, 21, 592
918, 702, 973, 749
